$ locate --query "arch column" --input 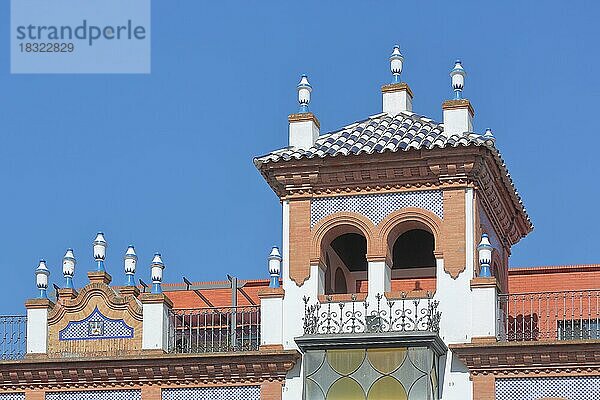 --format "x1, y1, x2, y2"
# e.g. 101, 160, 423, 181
366, 255, 391, 300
